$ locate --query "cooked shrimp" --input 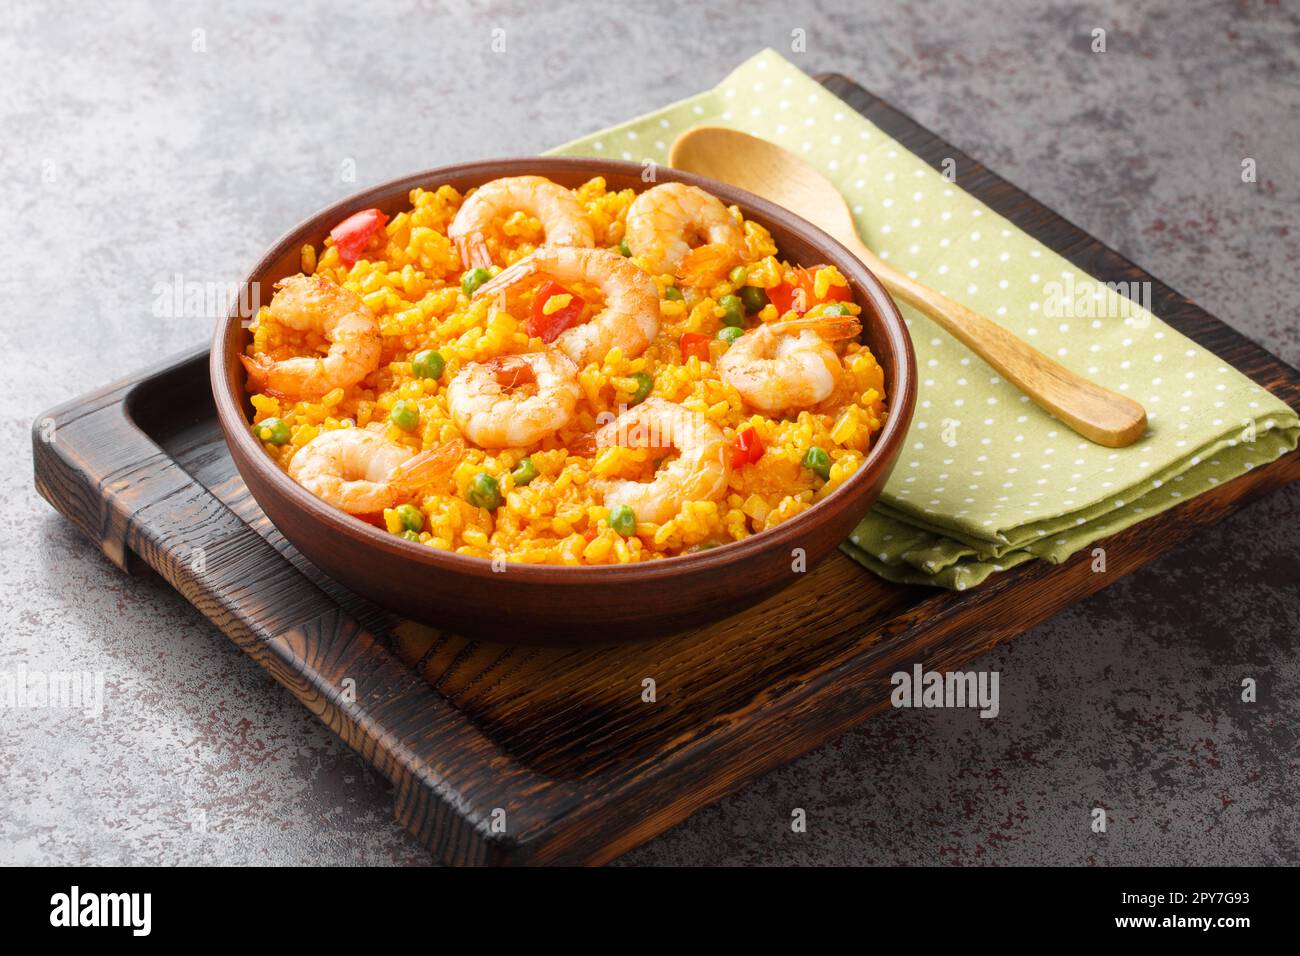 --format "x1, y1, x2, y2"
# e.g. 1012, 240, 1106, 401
446, 351, 581, 449
448, 175, 595, 269
475, 245, 659, 365
718, 315, 861, 414
593, 397, 730, 524
288, 429, 463, 515
241, 274, 381, 401
624, 182, 746, 276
